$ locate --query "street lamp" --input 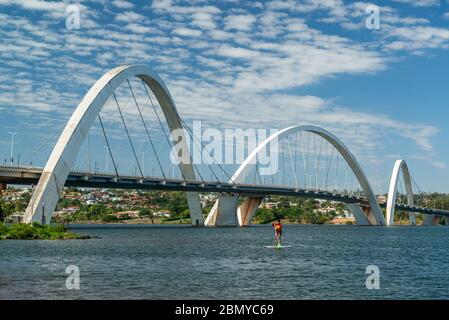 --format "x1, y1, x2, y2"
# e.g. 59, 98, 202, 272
8, 131, 17, 166
41, 202, 46, 225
